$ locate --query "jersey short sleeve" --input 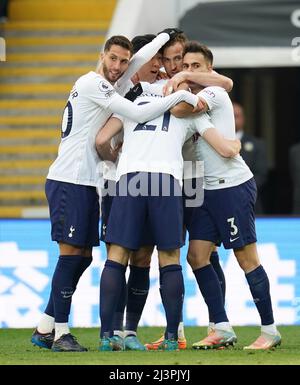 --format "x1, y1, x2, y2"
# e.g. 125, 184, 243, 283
192, 112, 214, 136
81, 75, 119, 108
198, 86, 227, 111
112, 113, 125, 124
